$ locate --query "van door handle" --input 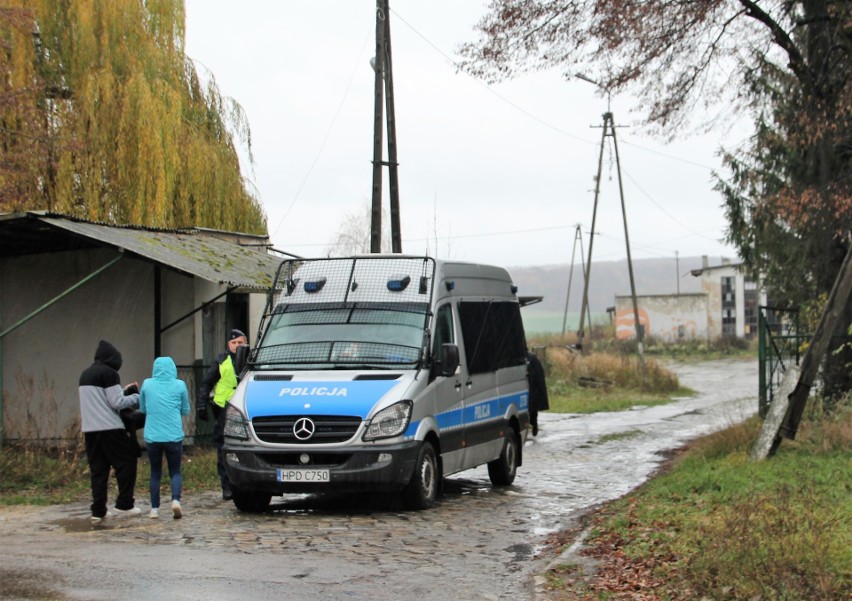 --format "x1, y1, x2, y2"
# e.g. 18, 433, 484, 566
454, 381, 462, 391
465, 379, 473, 388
